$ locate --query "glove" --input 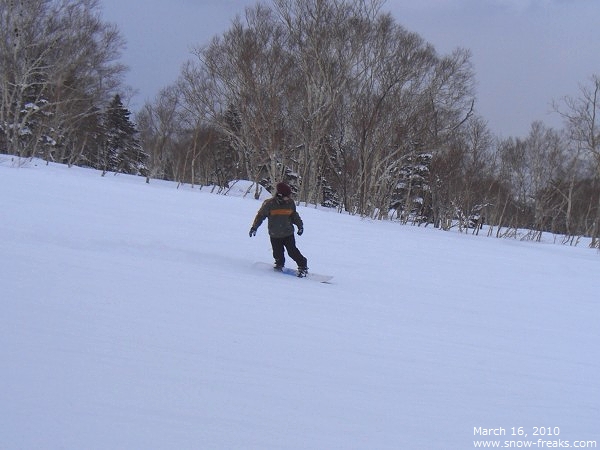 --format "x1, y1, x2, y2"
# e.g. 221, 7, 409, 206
249, 227, 257, 237
297, 227, 304, 236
